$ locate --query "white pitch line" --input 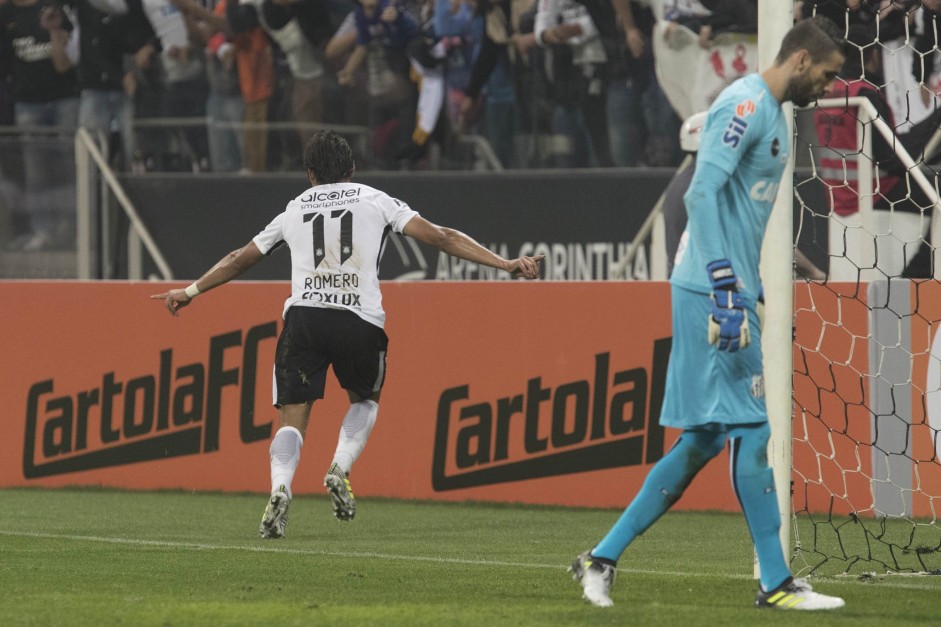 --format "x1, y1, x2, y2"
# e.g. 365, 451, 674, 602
0, 530, 938, 591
